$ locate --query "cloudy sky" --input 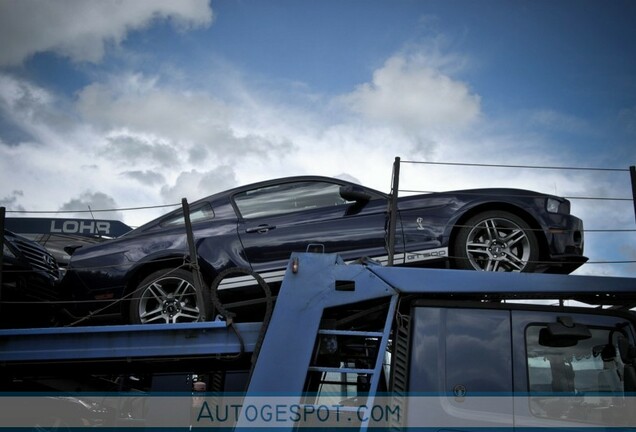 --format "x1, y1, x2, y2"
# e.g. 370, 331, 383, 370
0, 0, 635, 276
